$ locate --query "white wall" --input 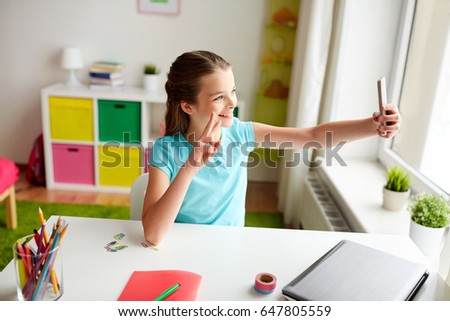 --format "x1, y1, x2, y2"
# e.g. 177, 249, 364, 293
0, 0, 266, 163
